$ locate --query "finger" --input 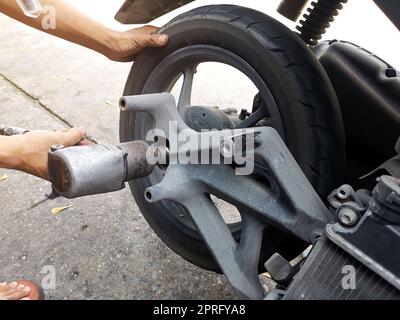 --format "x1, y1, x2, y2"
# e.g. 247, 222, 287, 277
60, 127, 87, 147
3, 281, 18, 291
145, 34, 169, 47
78, 140, 94, 146
4, 289, 29, 300
140, 25, 160, 34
